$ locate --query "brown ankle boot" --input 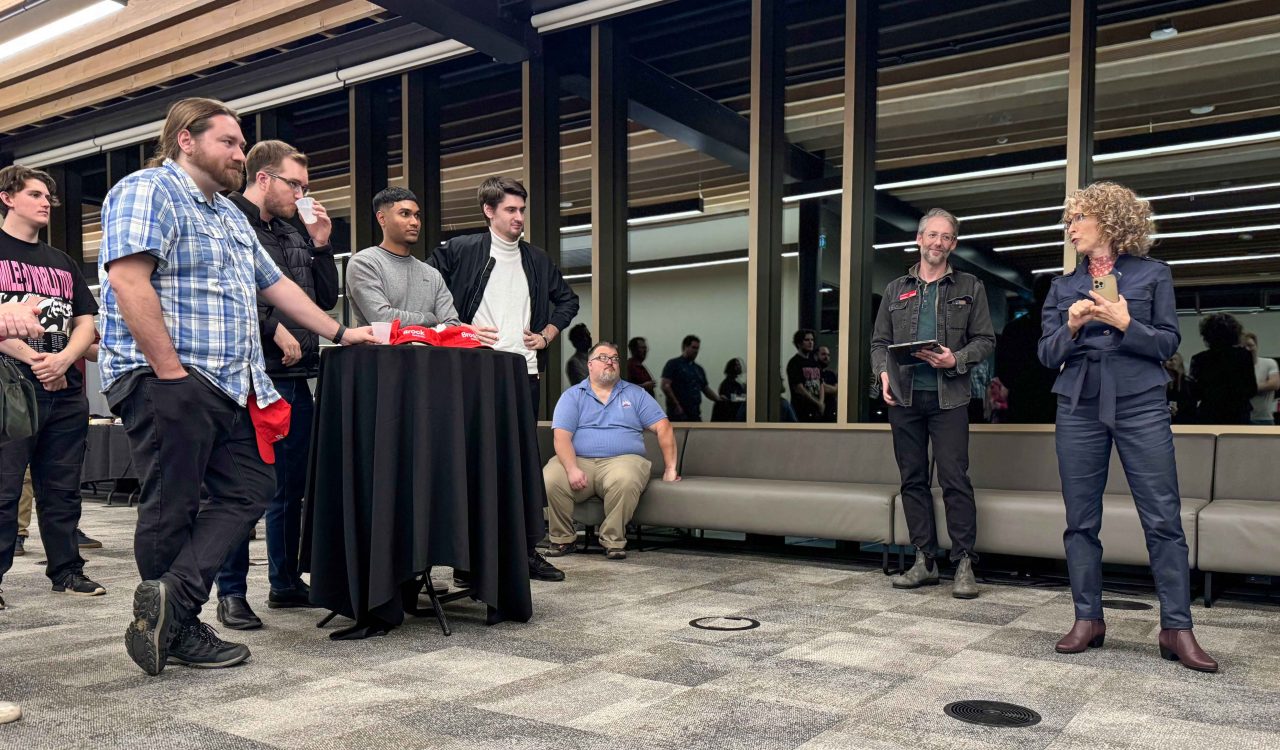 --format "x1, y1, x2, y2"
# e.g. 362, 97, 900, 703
1158, 629, 1218, 673
1055, 619, 1106, 654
